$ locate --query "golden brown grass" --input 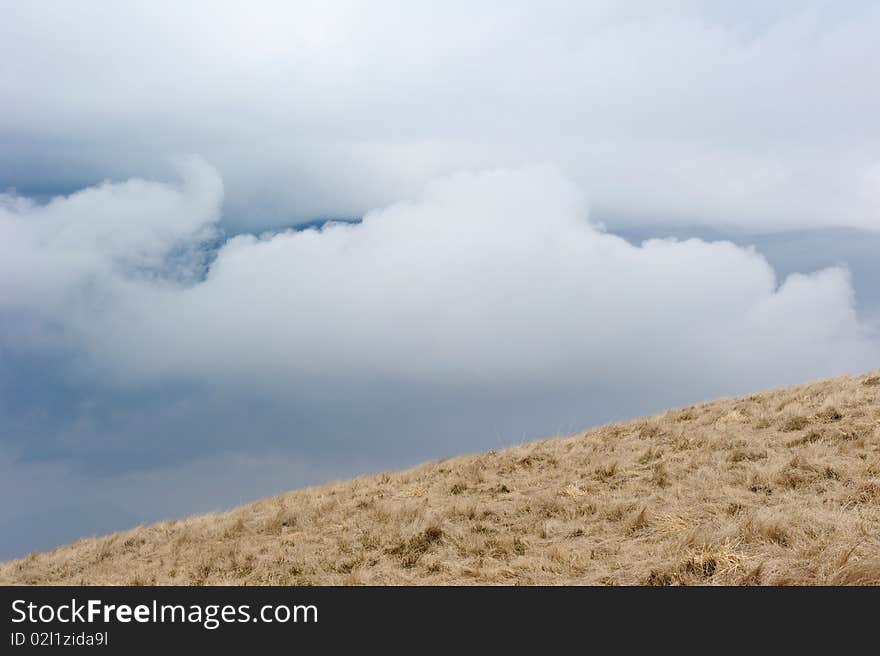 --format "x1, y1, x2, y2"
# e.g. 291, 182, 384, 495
2, 371, 879, 585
